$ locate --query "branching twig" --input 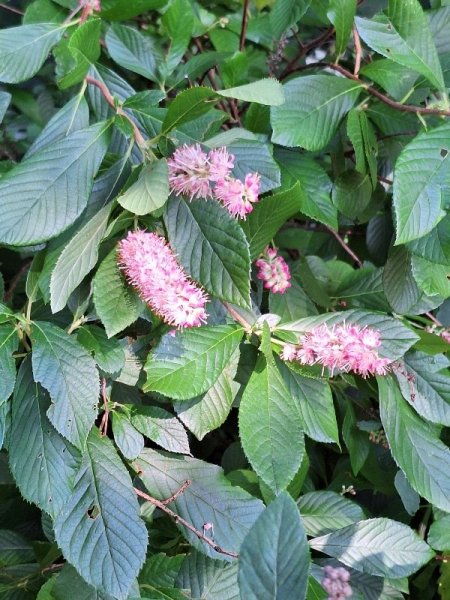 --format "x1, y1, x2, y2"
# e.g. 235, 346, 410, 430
352, 26, 362, 76
134, 487, 239, 558
239, 0, 250, 51
160, 480, 191, 505
325, 226, 363, 268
